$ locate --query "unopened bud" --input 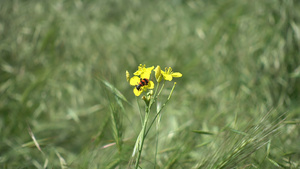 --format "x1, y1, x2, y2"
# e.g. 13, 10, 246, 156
154, 66, 162, 82
126, 70, 130, 82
